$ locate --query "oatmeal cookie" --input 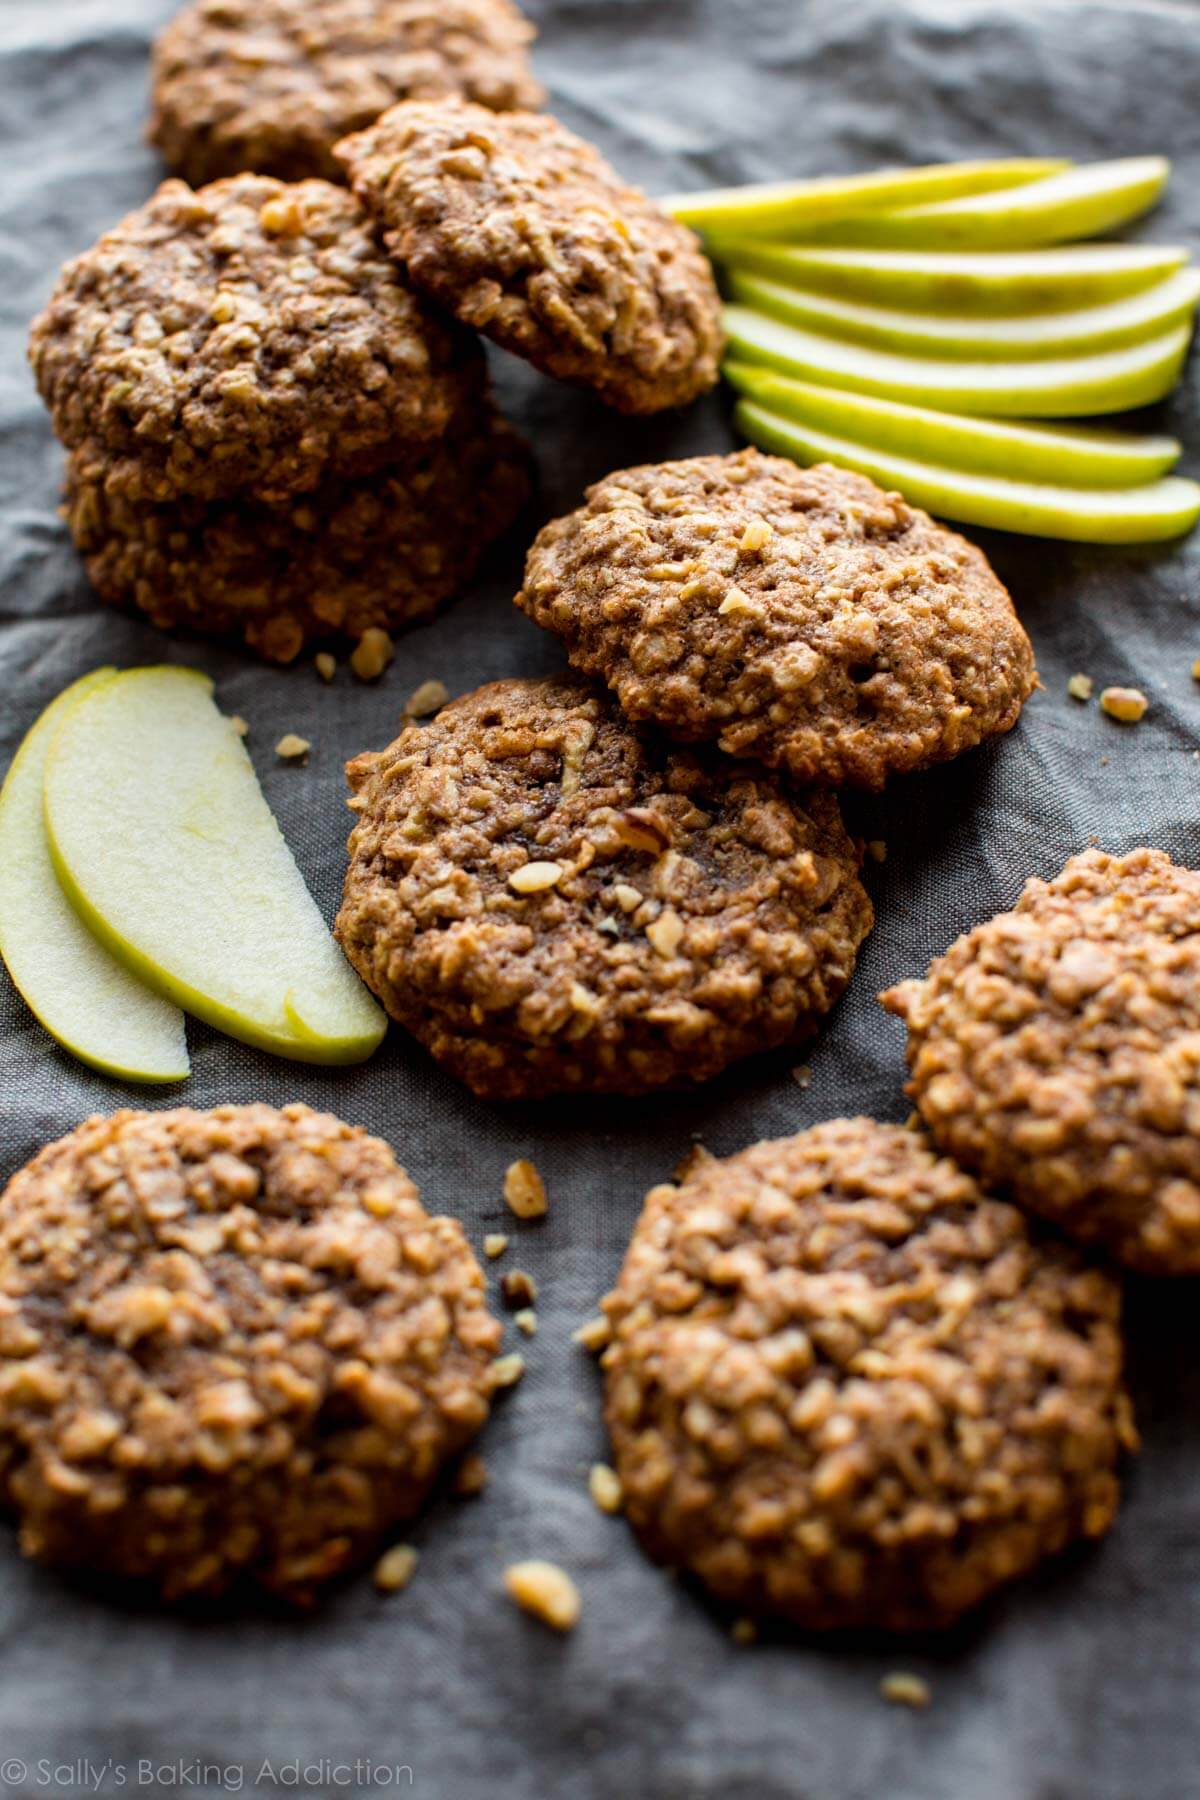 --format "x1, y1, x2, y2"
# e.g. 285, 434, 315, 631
336, 100, 724, 415
335, 674, 872, 1099
64, 413, 532, 662
0, 1104, 501, 1601
602, 1118, 1134, 1631
883, 847, 1200, 1275
150, 0, 544, 187
29, 174, 485, 505
516, 449, 1036, 789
